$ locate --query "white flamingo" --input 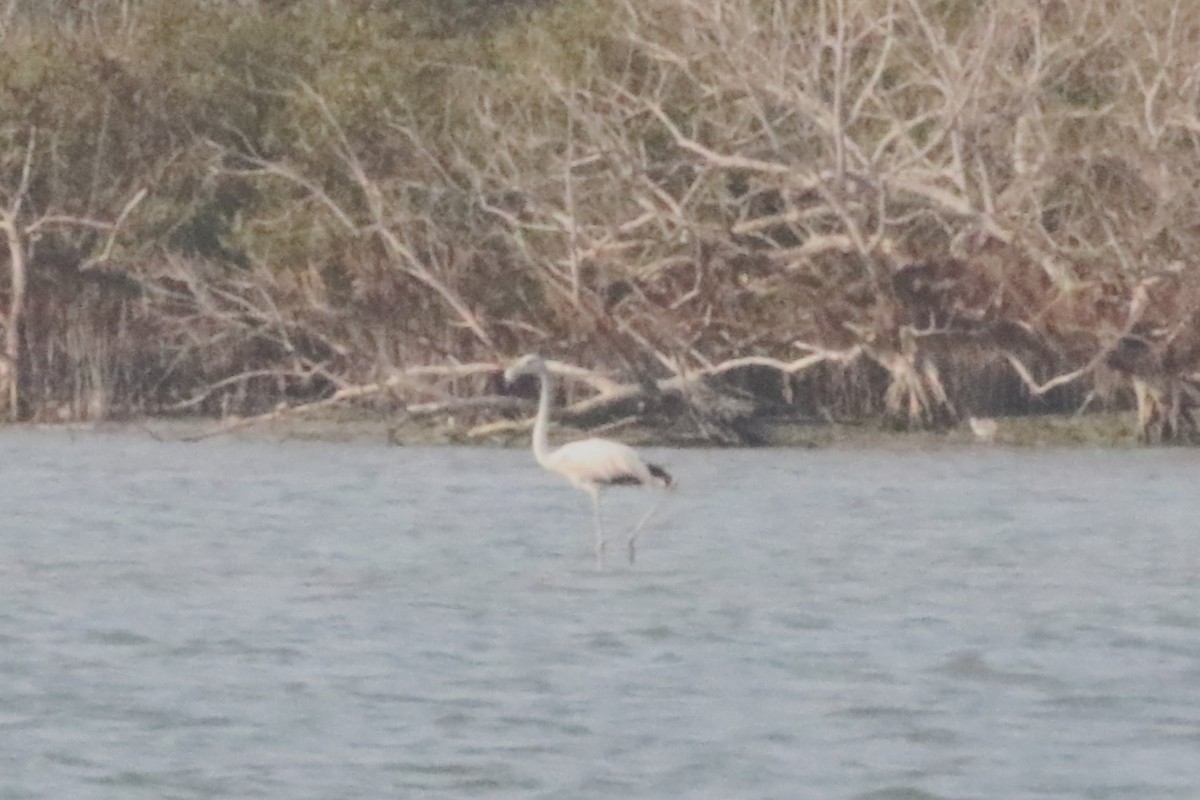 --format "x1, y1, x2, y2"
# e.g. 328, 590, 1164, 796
505, 354, 674, 568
